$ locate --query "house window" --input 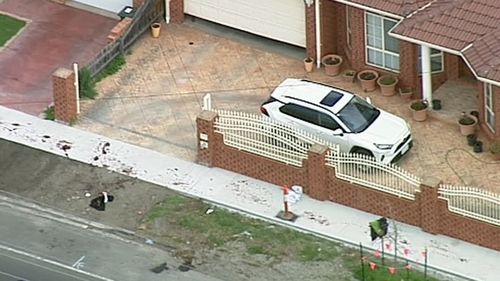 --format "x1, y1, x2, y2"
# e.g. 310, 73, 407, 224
485, 83, 495, 131
418, 47, 444, 73
346, 6, 352, 49
365, 13, 400, 71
